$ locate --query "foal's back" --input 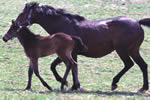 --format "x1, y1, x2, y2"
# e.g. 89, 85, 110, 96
37, 33, 75, 57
